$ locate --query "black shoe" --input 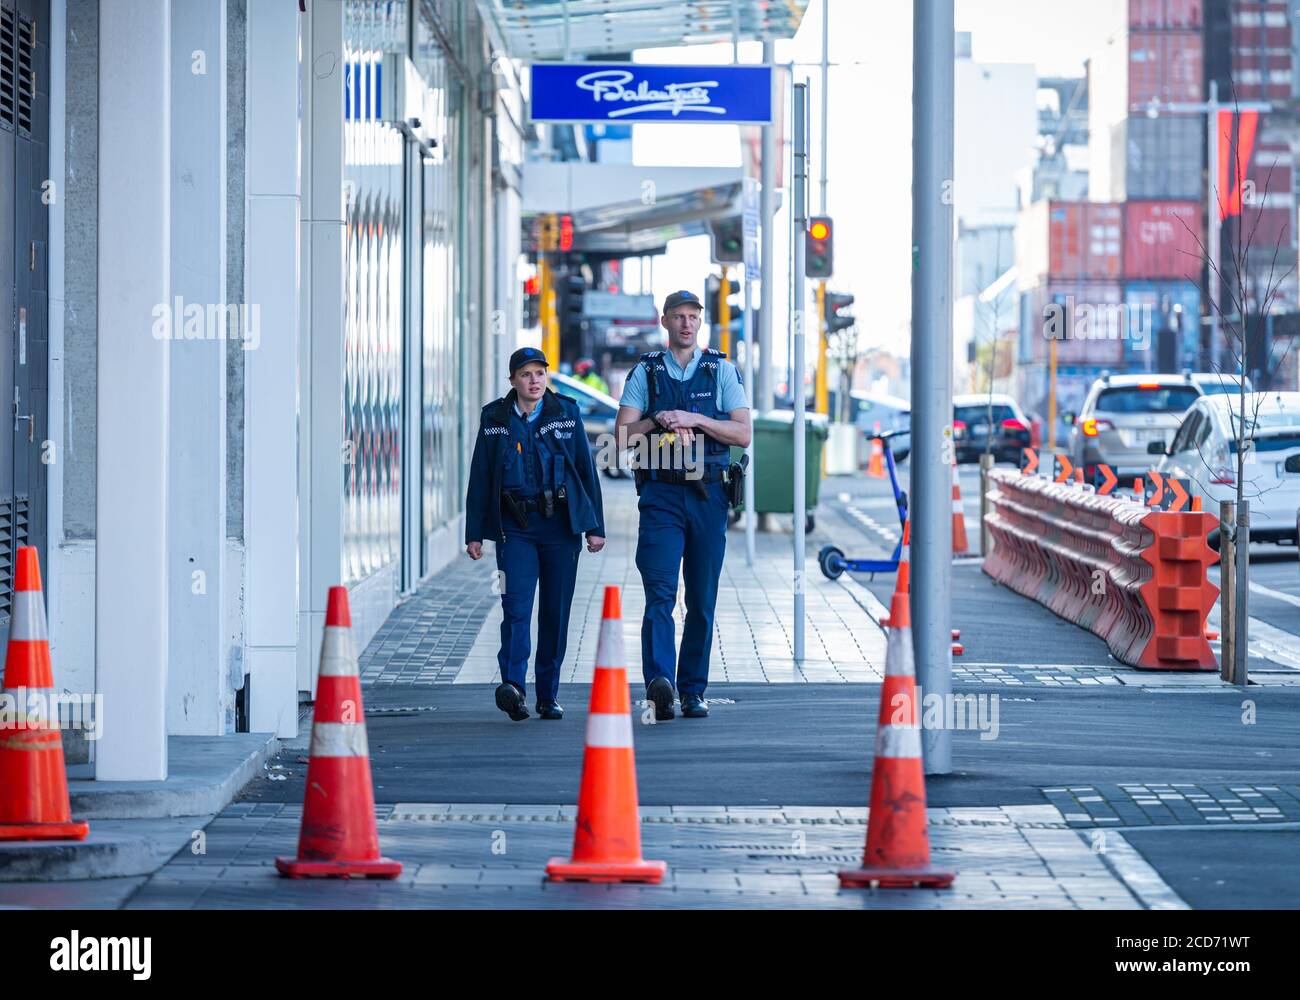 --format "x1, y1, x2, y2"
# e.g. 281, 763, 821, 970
495, 682, 529, 722
646, 677, 676, 721
535, 701, 564, 720
681, 694, 709, 718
